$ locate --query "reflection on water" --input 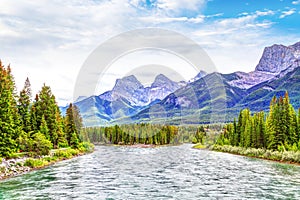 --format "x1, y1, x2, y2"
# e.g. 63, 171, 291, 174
0, 144, 300, 199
